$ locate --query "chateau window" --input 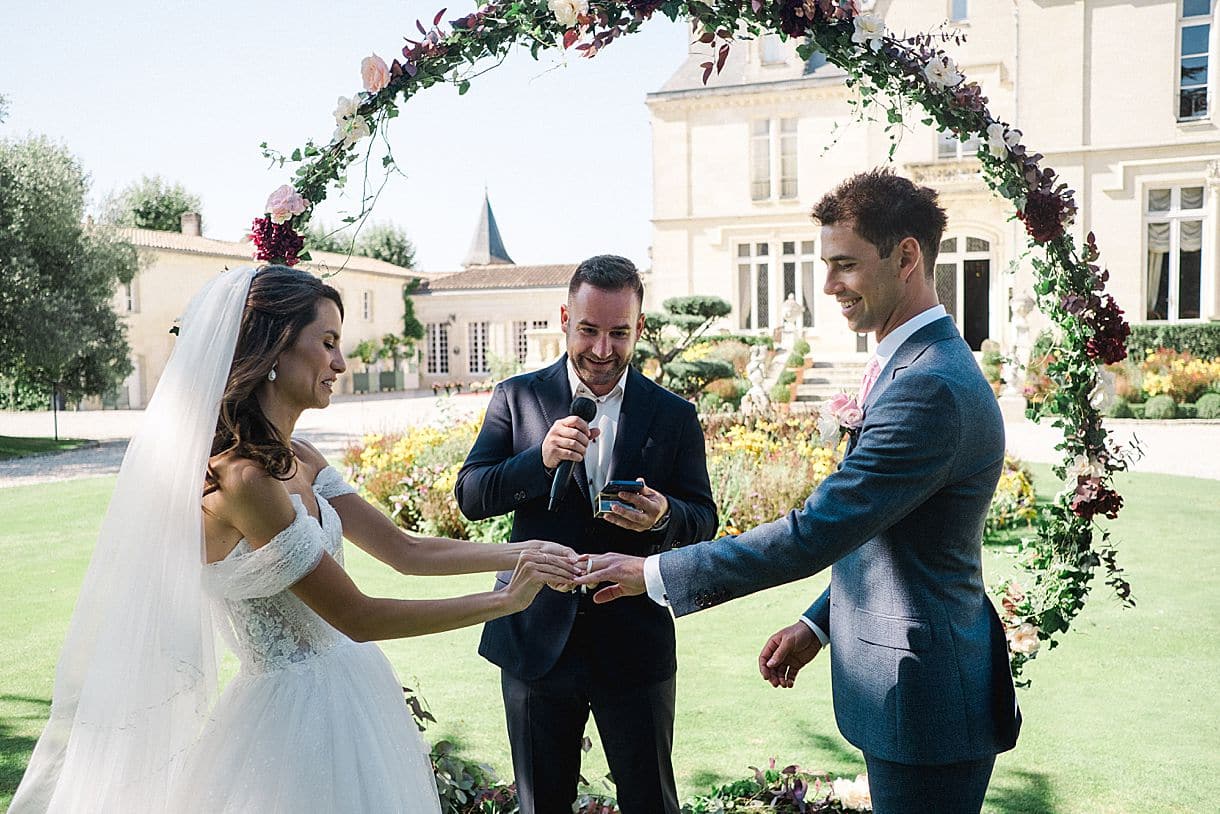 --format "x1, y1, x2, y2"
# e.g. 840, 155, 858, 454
468, 321, 490, 375
760, 34, 786, 65
950, 0, 968, 22
513, 321, 529, 364
426, 323, 449, 374
1145, 185, 1206, 321
1179, 0, 1213, 120
736, 239, 817, 330
780, 240, 817, 328
122, 281, 139, 313
362, 291, 374, 321
750, 121, 771, 201
750, 118, 799, 202
937, 129, 981, 160
737, 242, 770, 329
